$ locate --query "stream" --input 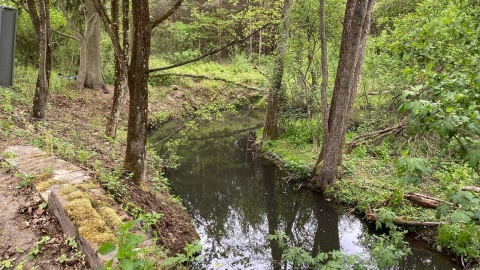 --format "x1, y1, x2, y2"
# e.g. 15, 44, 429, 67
151, 110, 459, 269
